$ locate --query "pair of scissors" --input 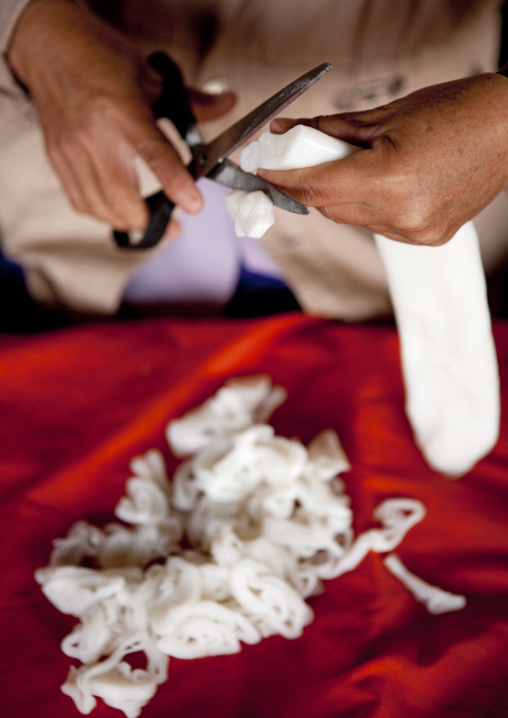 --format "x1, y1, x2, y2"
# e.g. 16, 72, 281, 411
113, 53, 331, 249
